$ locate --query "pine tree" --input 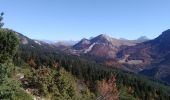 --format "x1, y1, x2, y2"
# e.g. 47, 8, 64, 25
0, 28, 20, 99
0, 12, 4, 28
